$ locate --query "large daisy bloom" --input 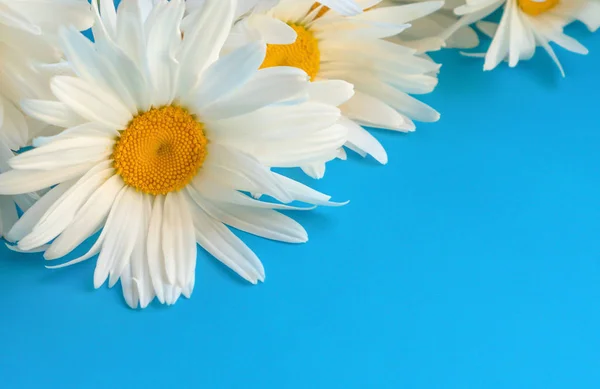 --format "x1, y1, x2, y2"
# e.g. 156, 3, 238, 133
385, 0, 479, 51
445, 0, 600, 75
1, 0, 350, 309
226, 0, 442, 178
0, 0, 92, 238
